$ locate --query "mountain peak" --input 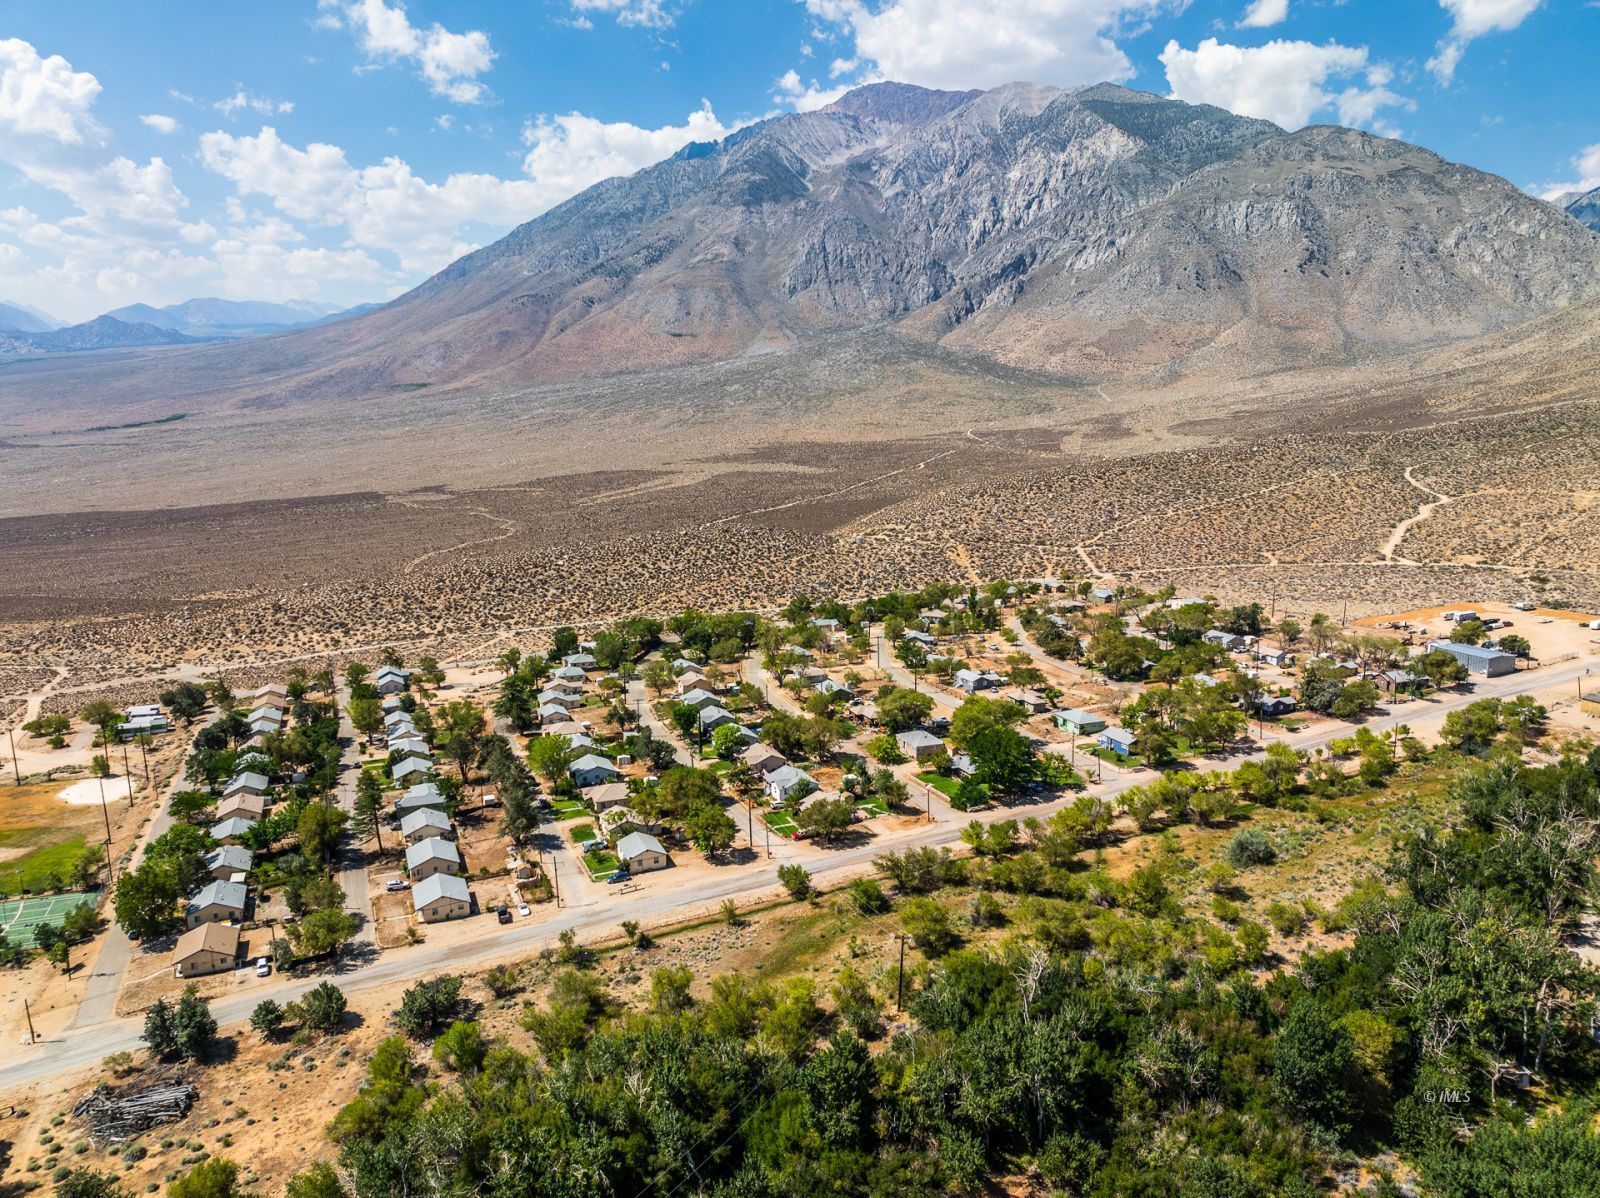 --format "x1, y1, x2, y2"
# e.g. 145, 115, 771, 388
821, 81, 983, 126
